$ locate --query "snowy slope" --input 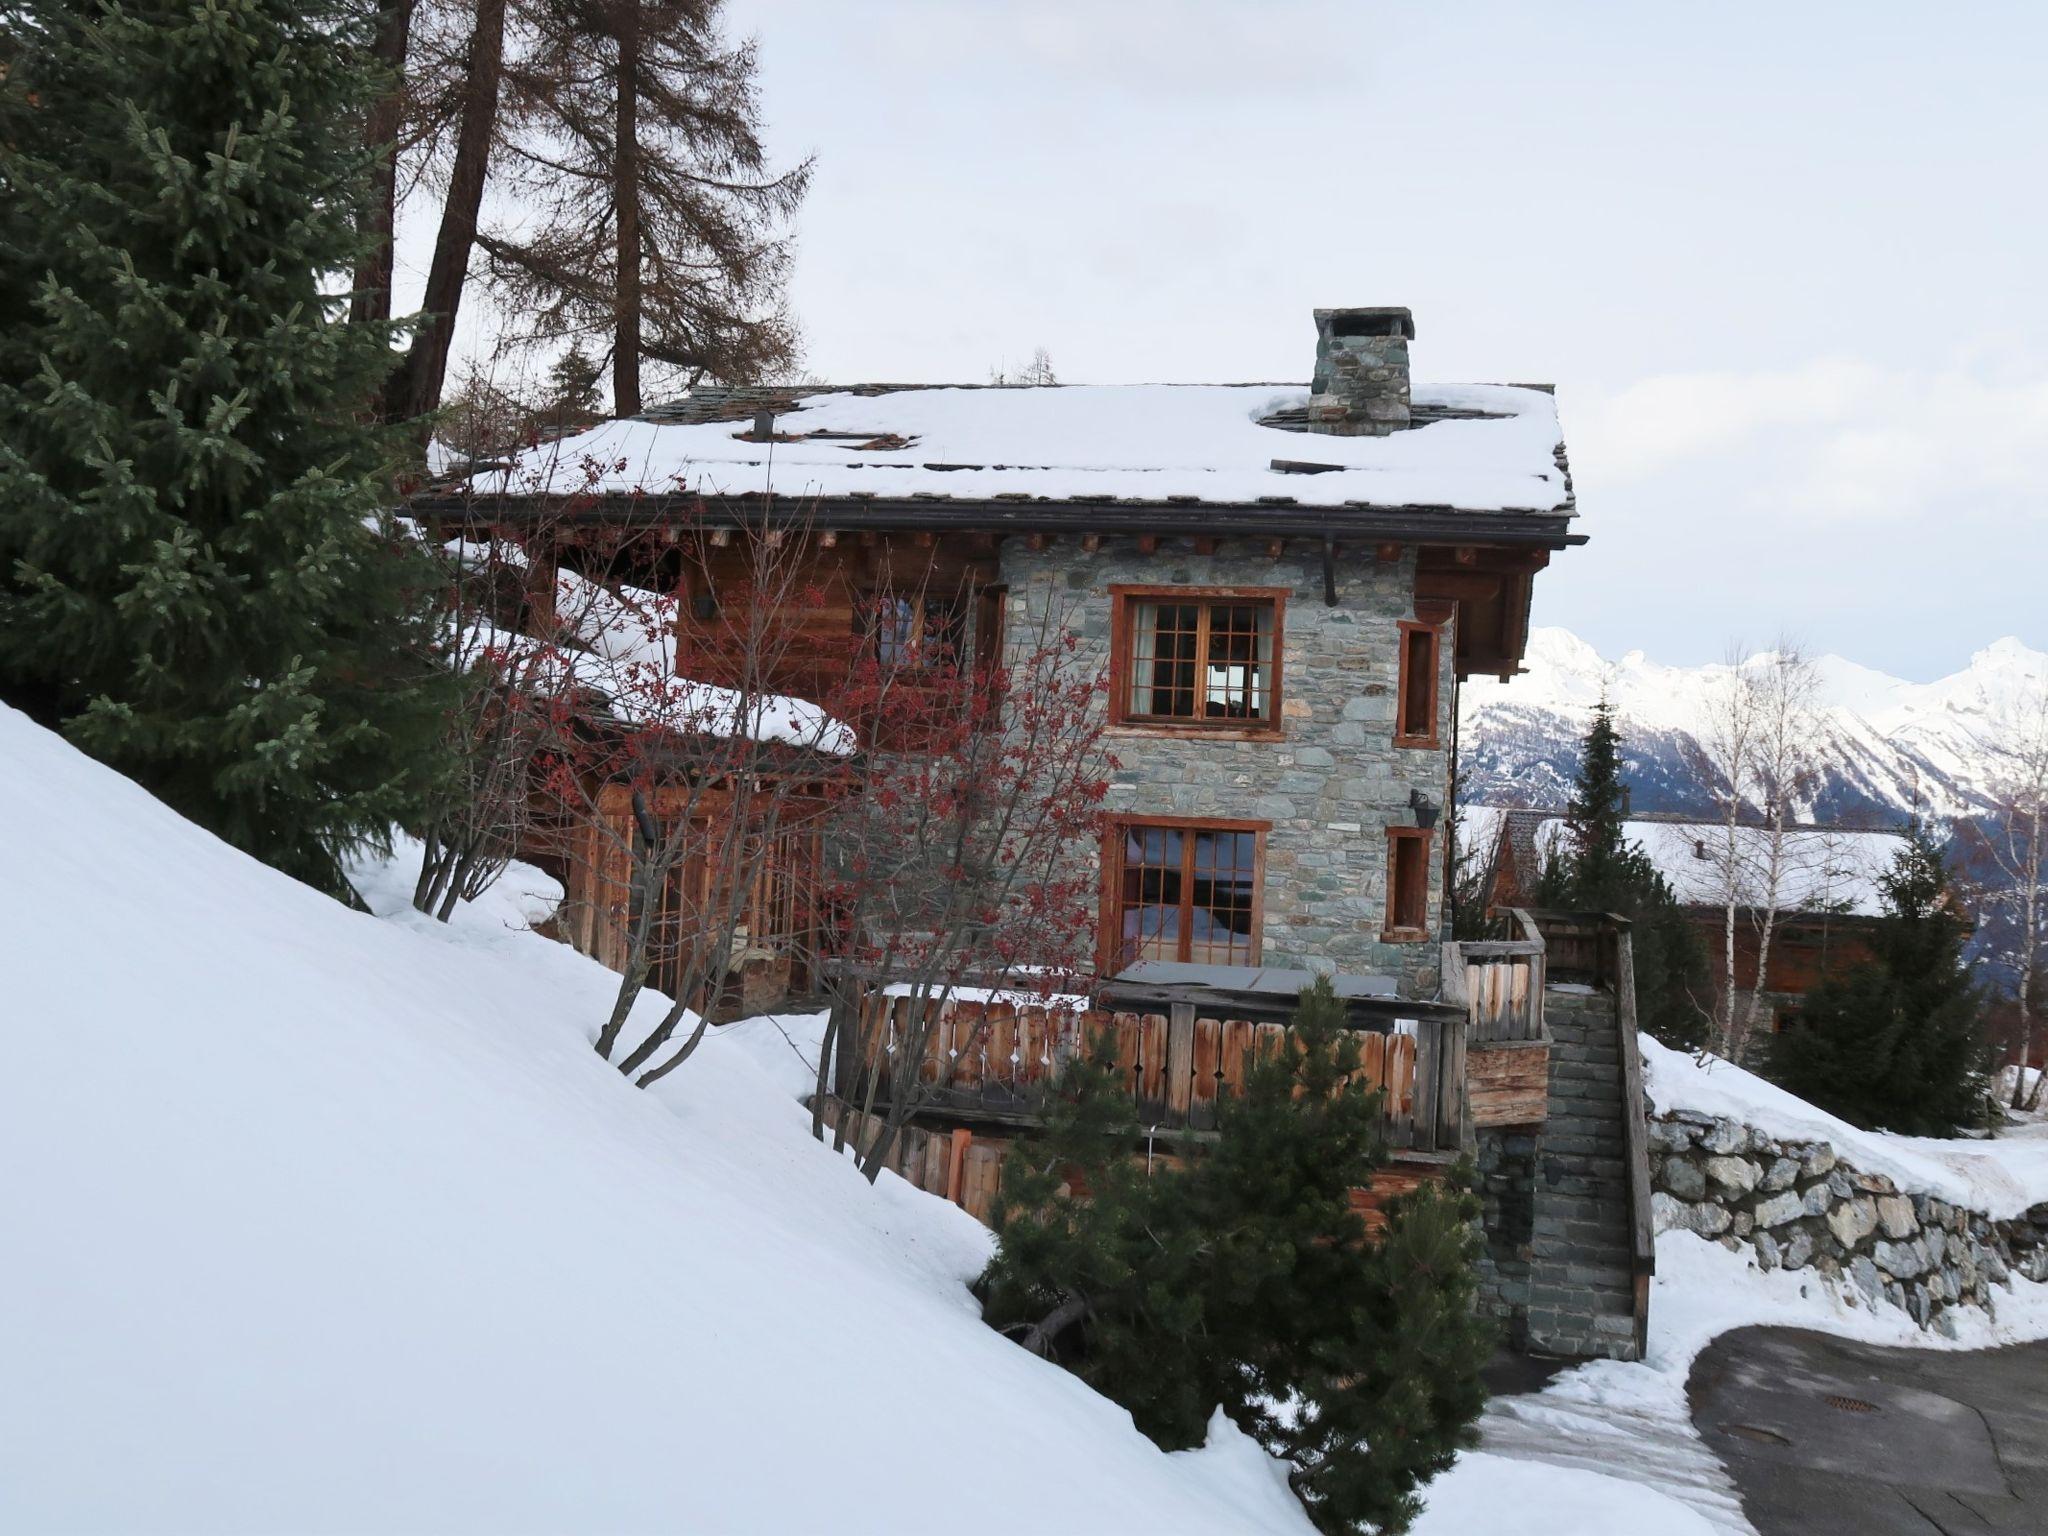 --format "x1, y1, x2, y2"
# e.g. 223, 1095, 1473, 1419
0, 703, 1758, 1536
1461, 627, 2048, 822
0, 703, 1311, 1535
